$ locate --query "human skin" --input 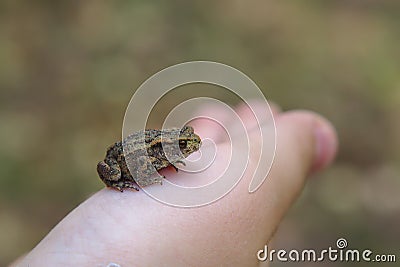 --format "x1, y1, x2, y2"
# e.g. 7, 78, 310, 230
12, 101, 338, 267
